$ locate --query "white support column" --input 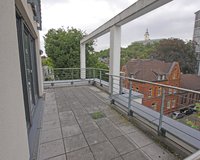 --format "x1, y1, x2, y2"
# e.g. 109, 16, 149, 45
80, 43, 86, 79
109, 25, 121, 93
